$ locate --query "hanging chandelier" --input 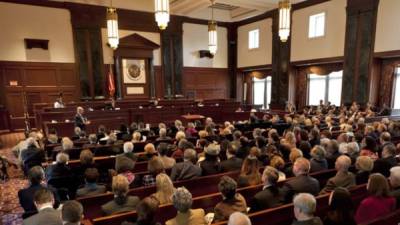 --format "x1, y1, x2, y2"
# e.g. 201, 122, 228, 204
278, 0, 291, 42
155, 0, 170, 30
208, 0, 217, 55
106, 2, 119, 49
